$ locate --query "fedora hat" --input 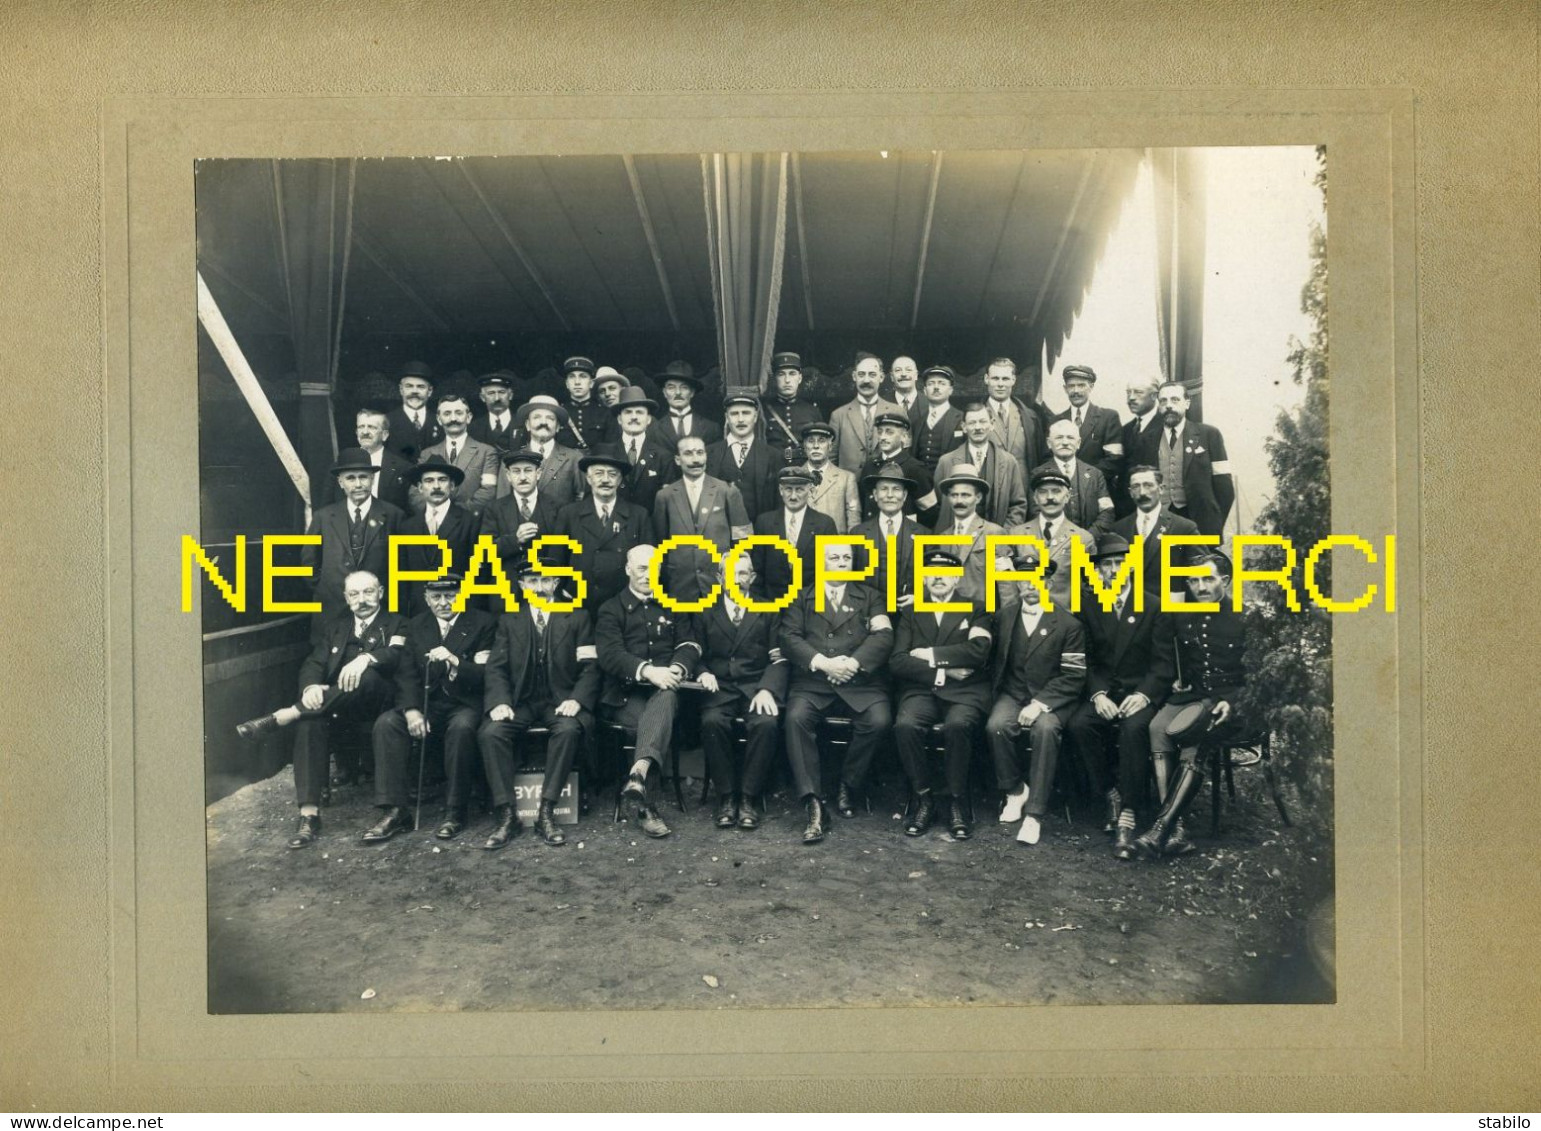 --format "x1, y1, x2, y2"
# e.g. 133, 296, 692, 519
860, 460, 917, 494
608, 385, 660, 416
936, 462, 990, 496
577, 444, 632, 476
654, 359, 702, 390
404, 454, 466, 487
